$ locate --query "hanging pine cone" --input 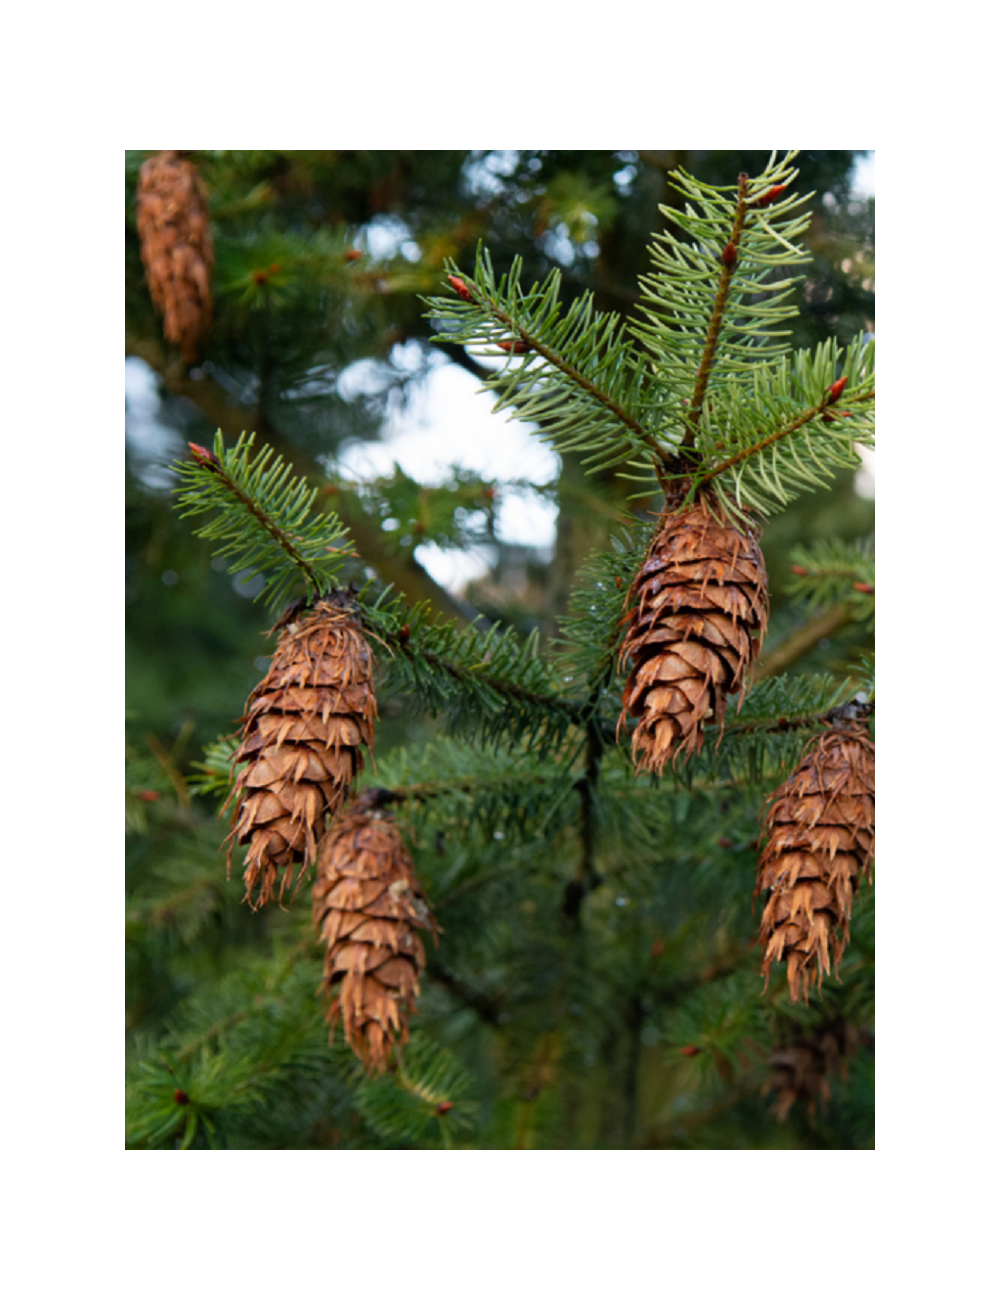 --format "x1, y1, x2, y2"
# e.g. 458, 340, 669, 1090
757, 716, 875, 1002
227, 592, 376, 907
313, 798, 437, 1073
765, 1019, 861, 1121
619, 493, 768, 771
135, 150, 214, 362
